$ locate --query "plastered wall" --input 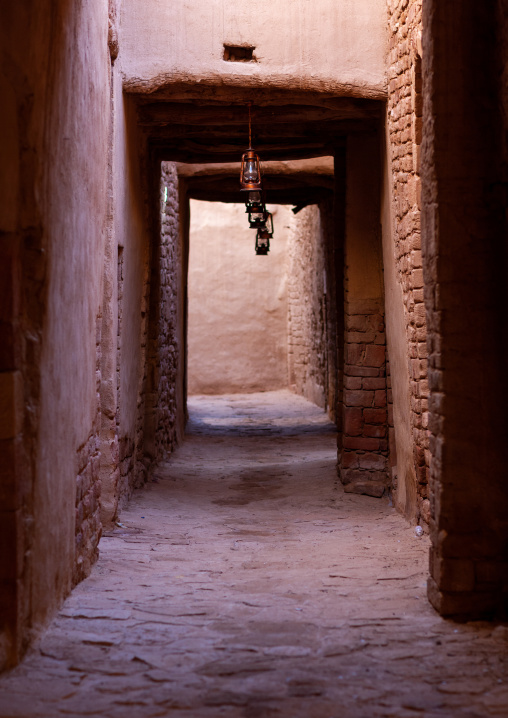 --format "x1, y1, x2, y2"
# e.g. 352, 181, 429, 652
187, 201, 291, 395
0, 0, 111, 668
120, 0, 388, 98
